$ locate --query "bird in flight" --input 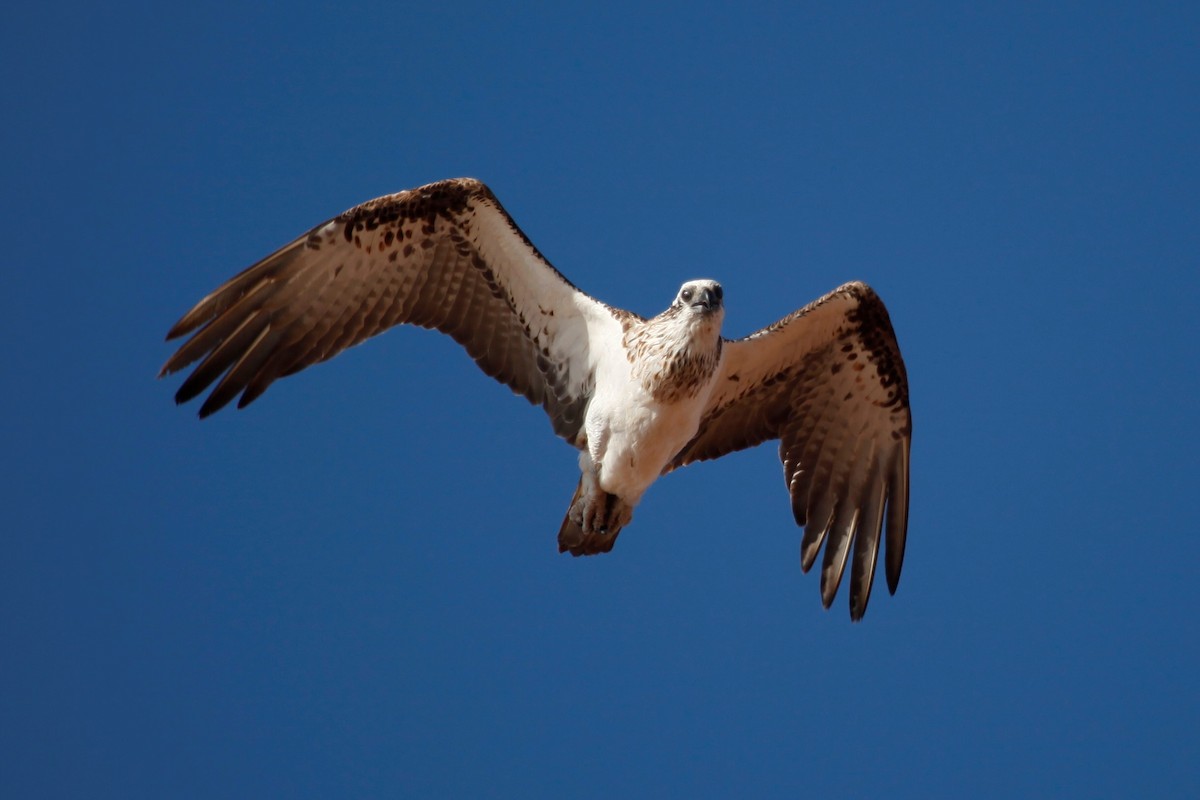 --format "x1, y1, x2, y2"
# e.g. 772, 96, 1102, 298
161, 178, 912, 620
